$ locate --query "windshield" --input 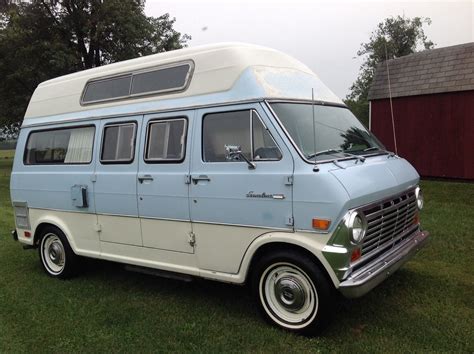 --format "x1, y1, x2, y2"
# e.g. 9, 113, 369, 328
270, 103, 385, 161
